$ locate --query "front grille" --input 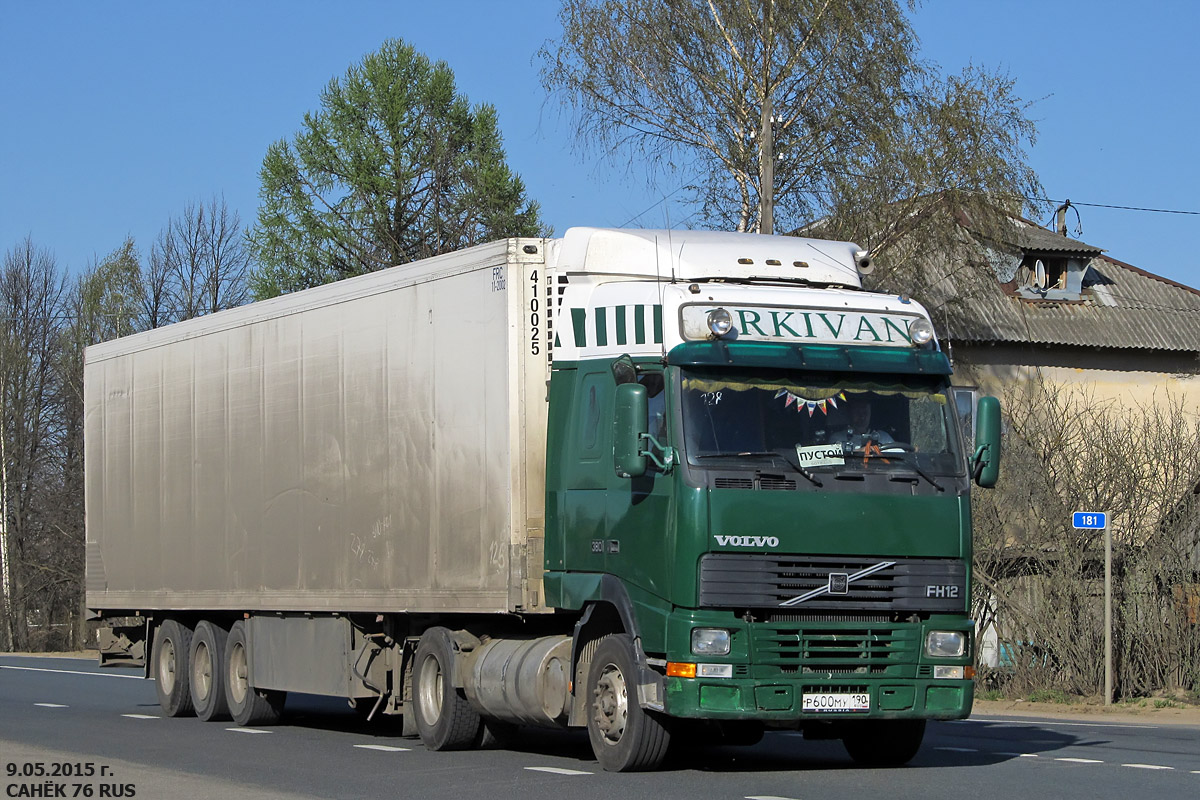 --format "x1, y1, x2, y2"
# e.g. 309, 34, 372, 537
699, 554, 966, 613
753, 623, 918, 676
760, 478, 796, 491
